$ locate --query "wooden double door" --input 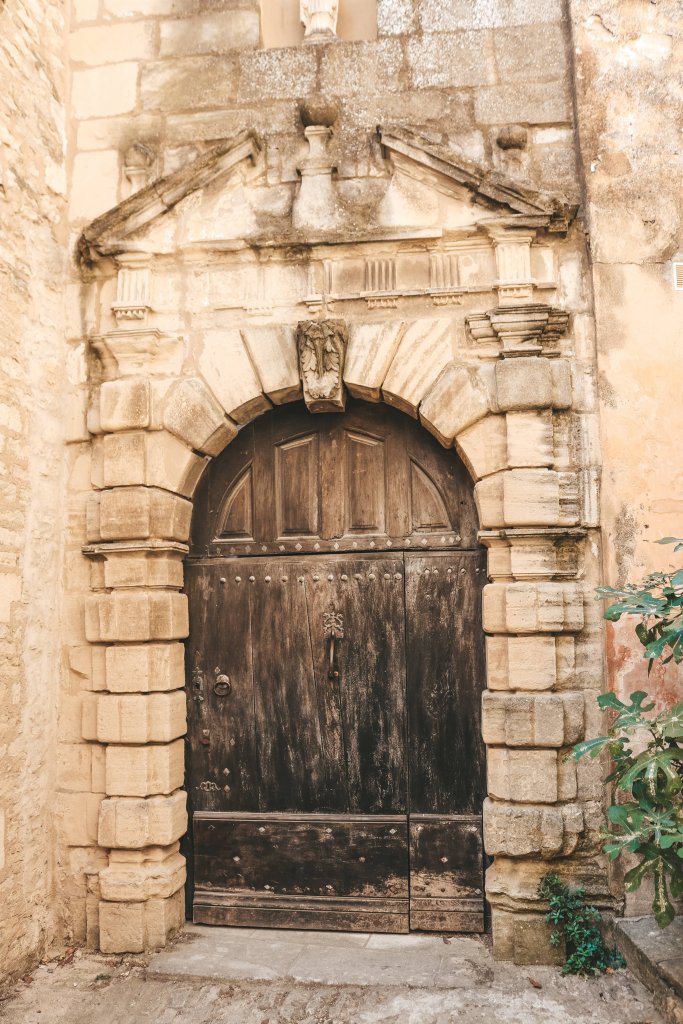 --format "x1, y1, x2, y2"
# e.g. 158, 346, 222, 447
186, 402, 486, 934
